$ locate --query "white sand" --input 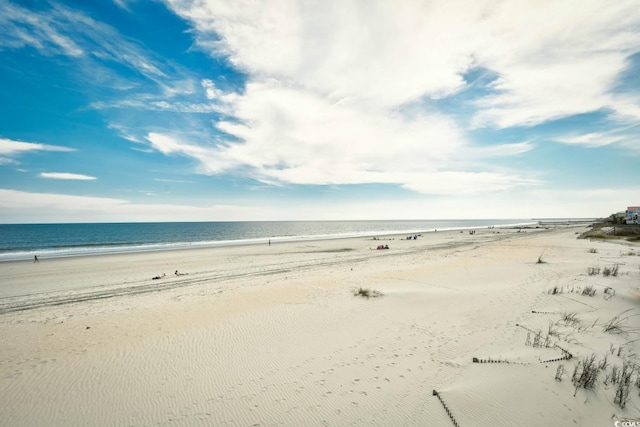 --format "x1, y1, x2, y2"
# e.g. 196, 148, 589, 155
1, 225, 639, 426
